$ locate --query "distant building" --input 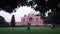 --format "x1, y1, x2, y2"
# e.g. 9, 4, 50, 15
15, 13, 44, 26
